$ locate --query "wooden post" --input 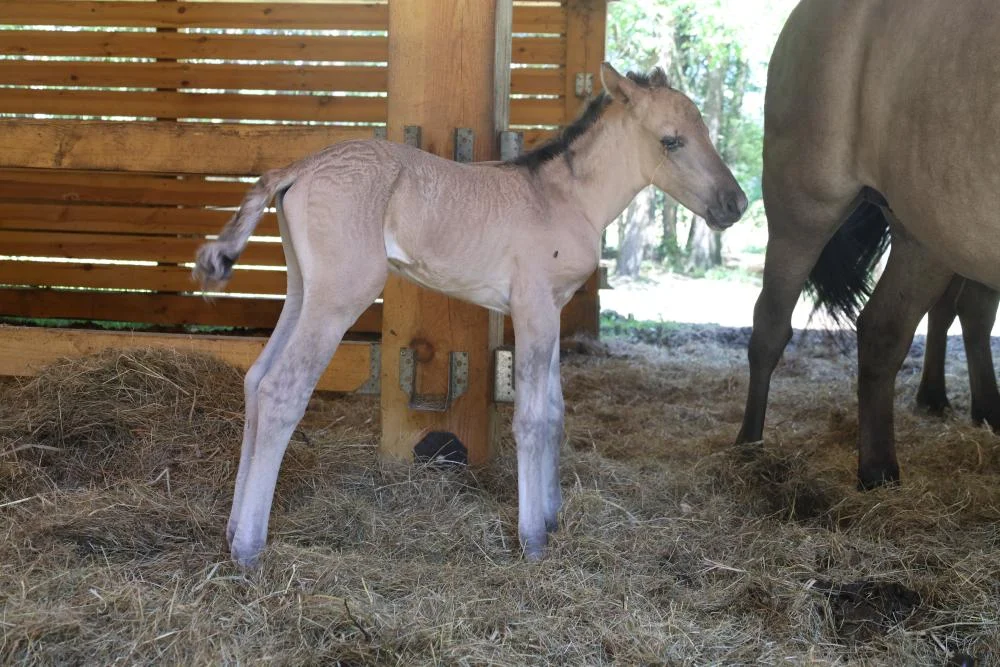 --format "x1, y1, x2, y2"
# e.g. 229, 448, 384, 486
380, 0, 511, 465
562, 0, 608, 339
